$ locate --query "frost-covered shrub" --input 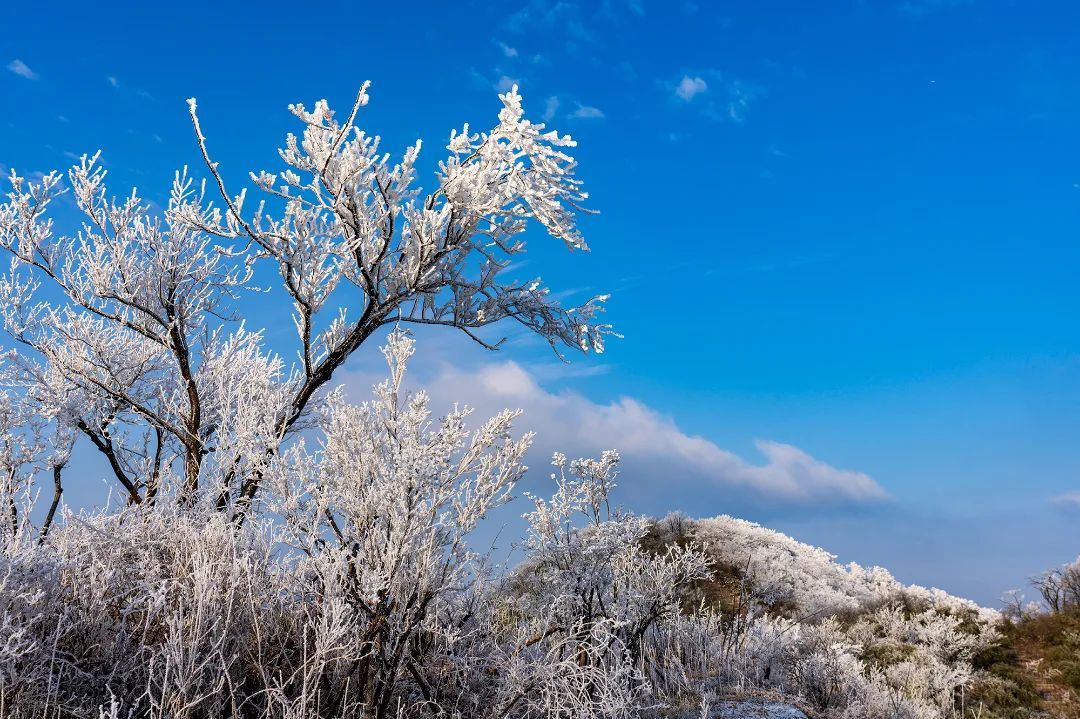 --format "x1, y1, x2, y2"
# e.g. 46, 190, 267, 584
0, 383, 1010, 718
640, 513, 1005, 719
0, 333, 704, 718
0, 347, 1010, 719
500, 451, 711, 717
